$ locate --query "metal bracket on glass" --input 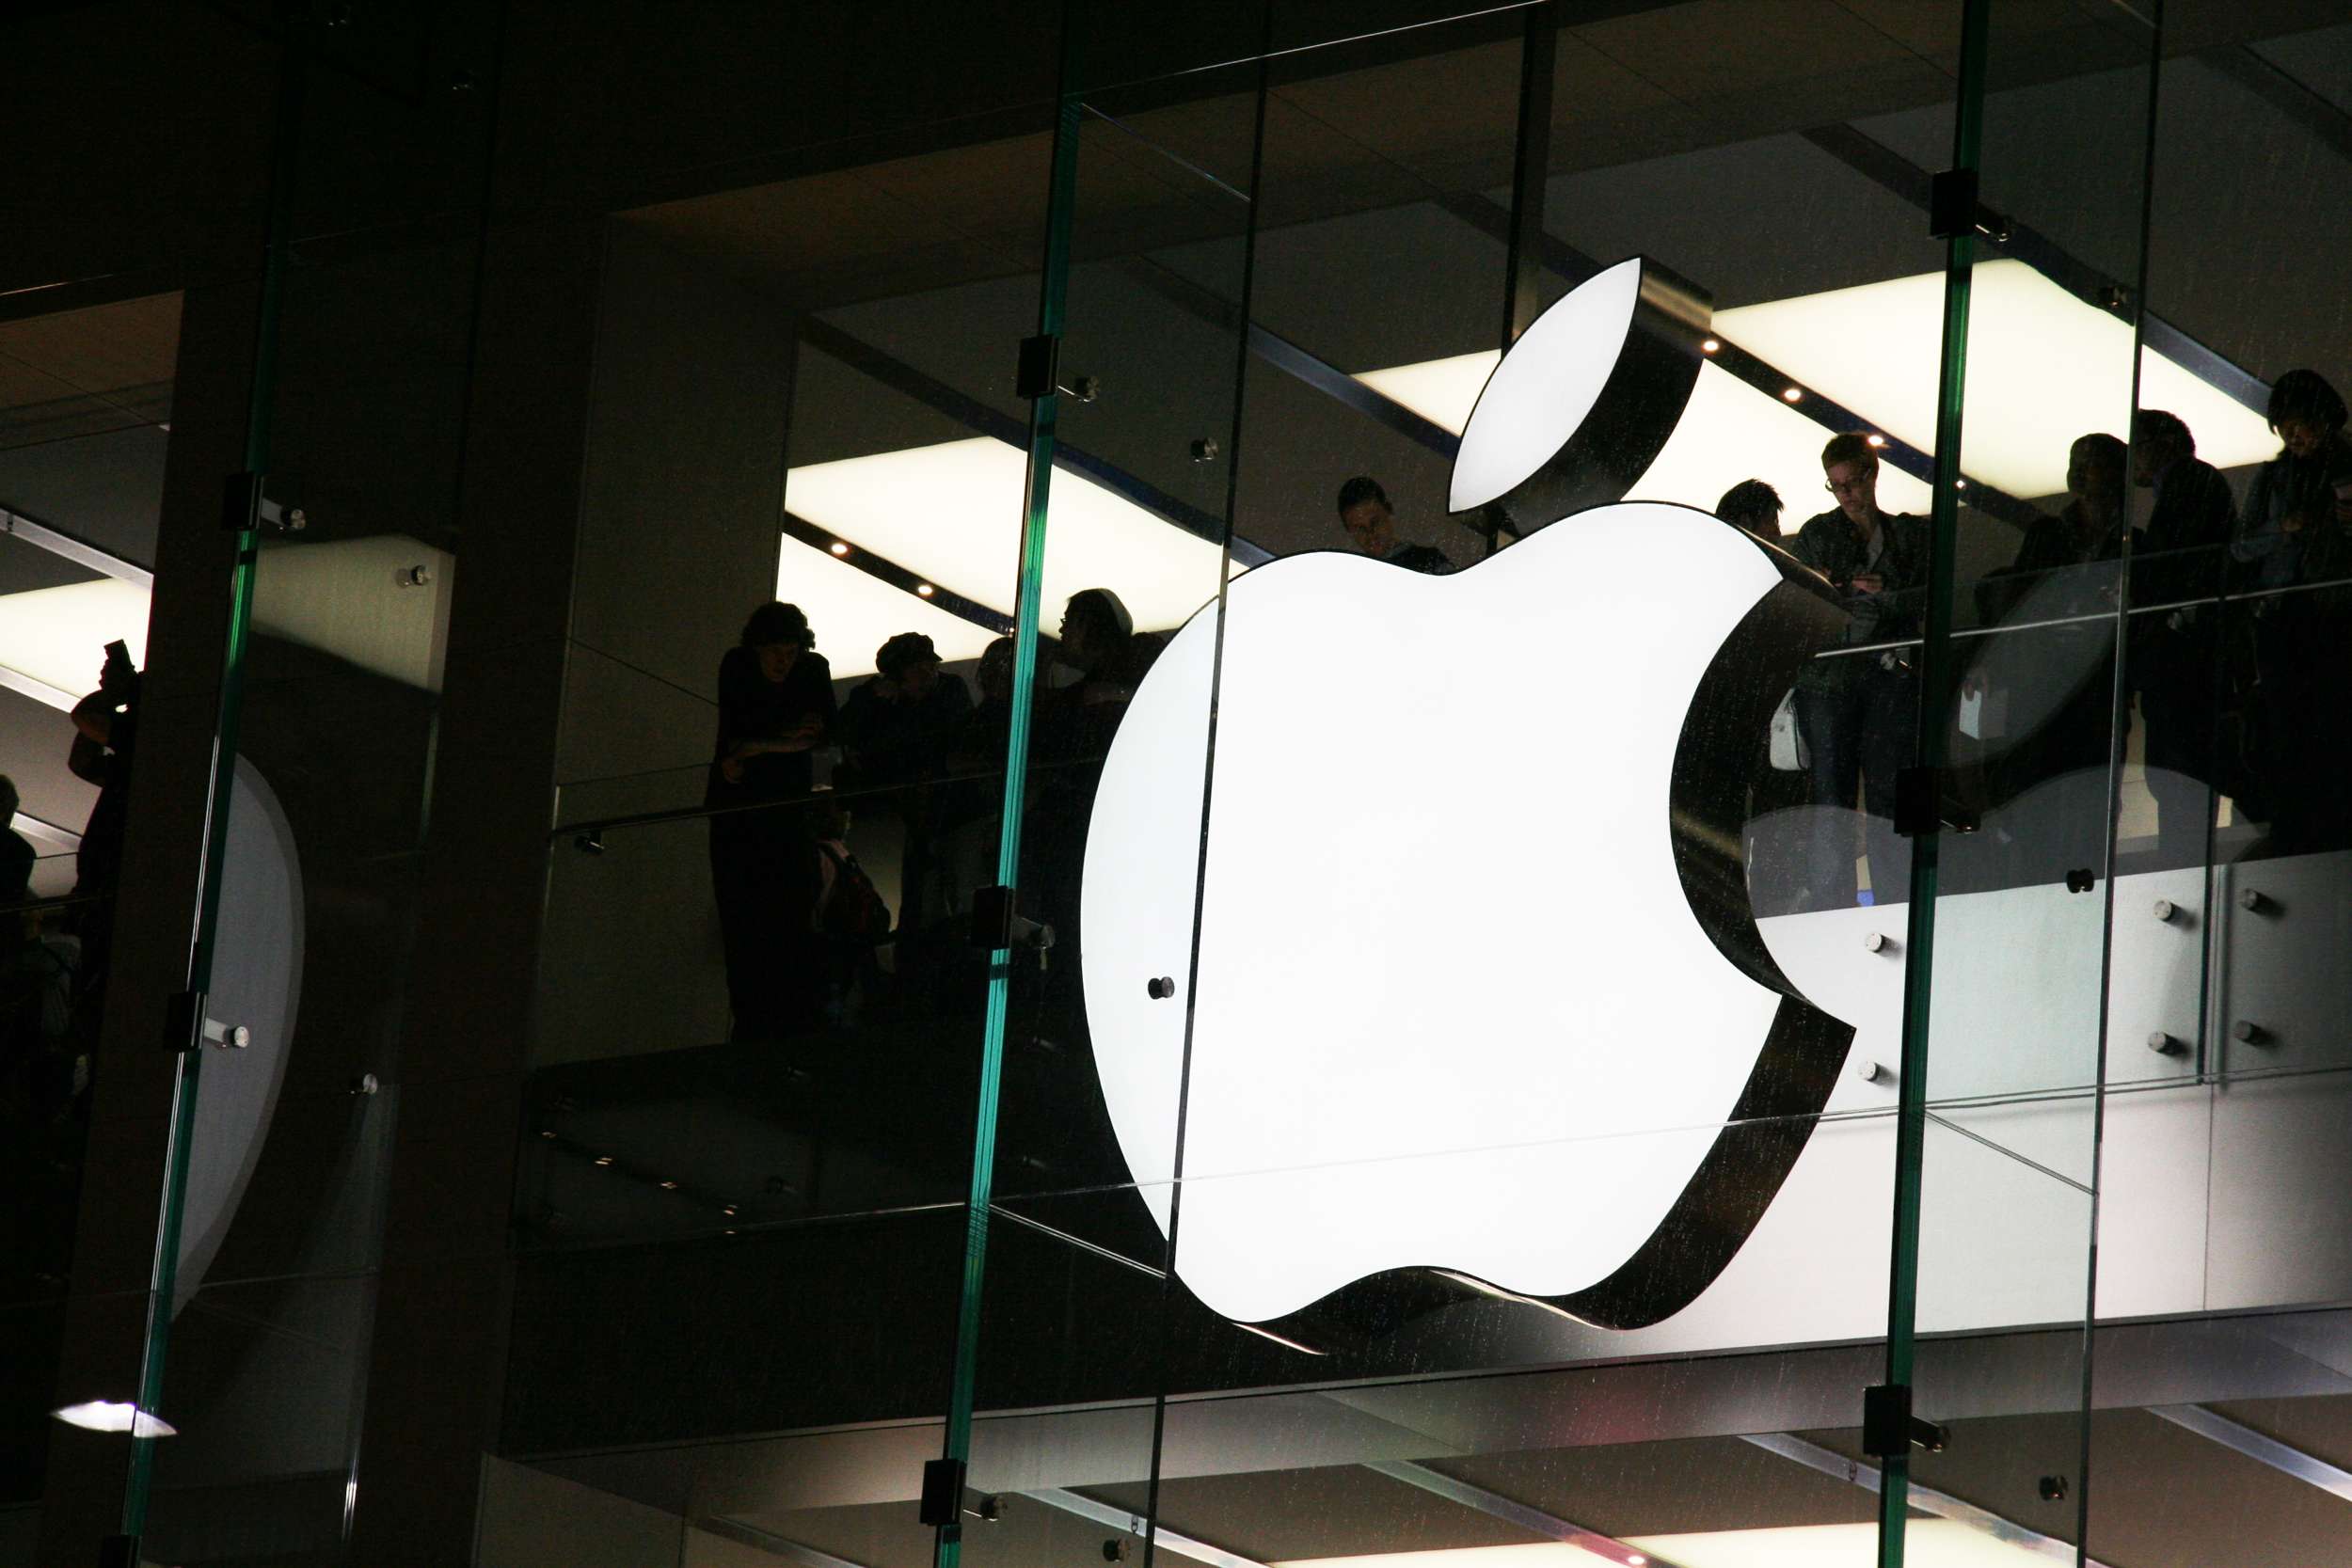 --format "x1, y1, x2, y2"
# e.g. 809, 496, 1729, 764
1927, 168, 2010, 245
917, 1459, 1000, 1528
1893, 767, 1978, 838
1862, 1382, 1947, 1457
969, 885, 1053, 961
164, 989, 248, 1053
221, 470, 306, 532
1015, 334, 1061, 400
